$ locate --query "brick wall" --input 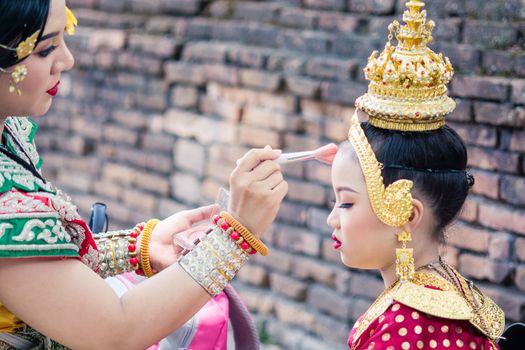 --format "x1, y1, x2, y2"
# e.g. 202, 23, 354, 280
38, 0, 525, 348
